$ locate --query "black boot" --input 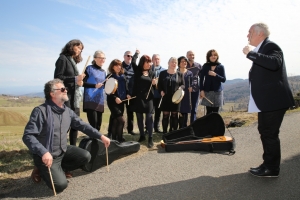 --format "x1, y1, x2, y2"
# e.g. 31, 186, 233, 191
138, 135, 146, 142
147, 137, 154, 148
